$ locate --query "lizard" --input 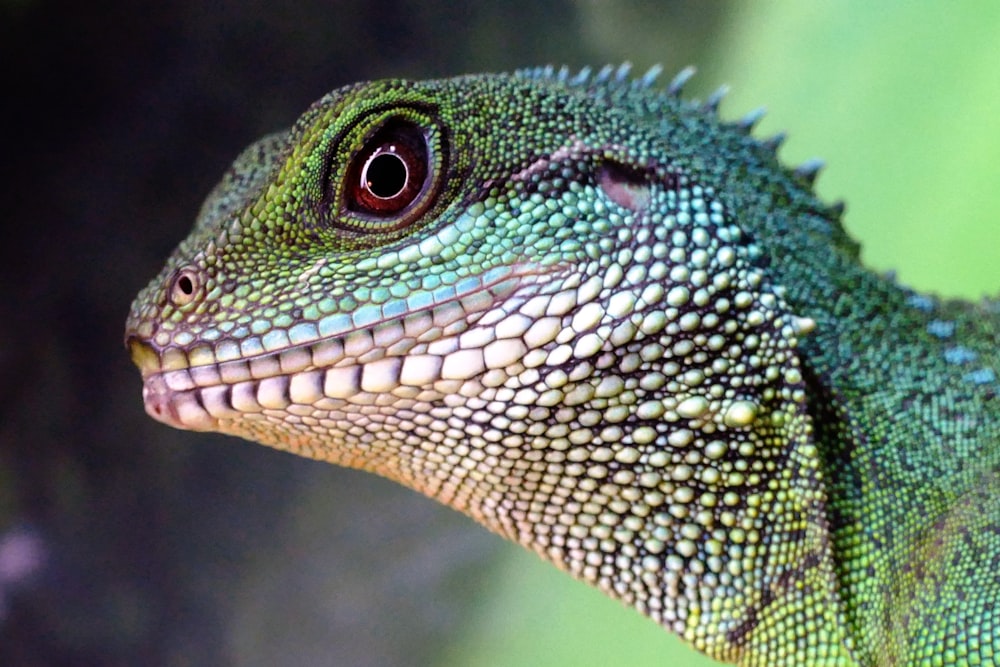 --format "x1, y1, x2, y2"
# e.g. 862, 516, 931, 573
124, 64, 1000, 666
